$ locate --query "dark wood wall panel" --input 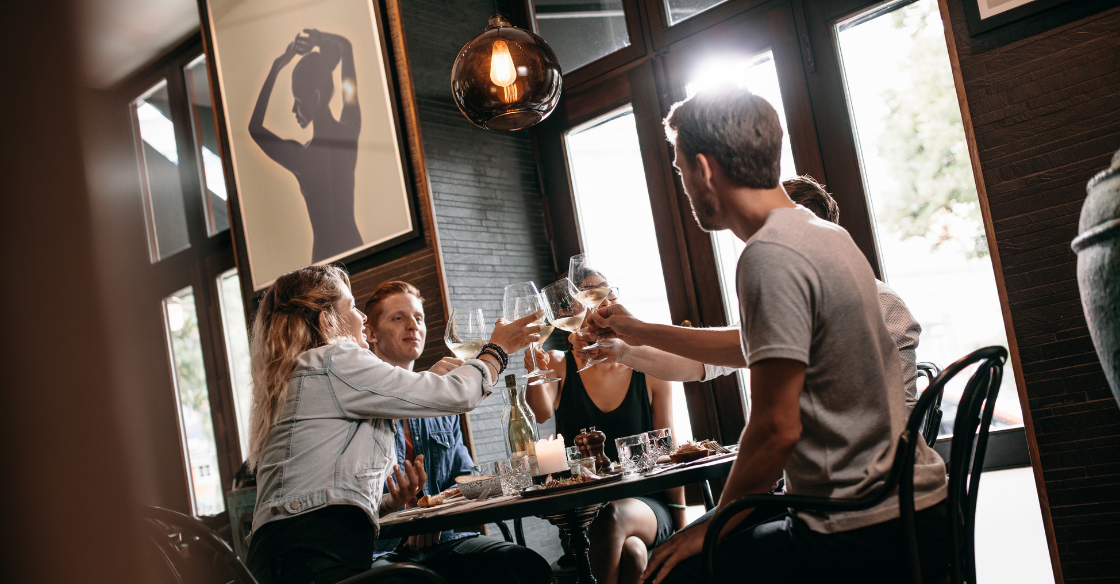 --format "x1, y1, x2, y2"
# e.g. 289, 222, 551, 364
946, 4, 1120, 581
